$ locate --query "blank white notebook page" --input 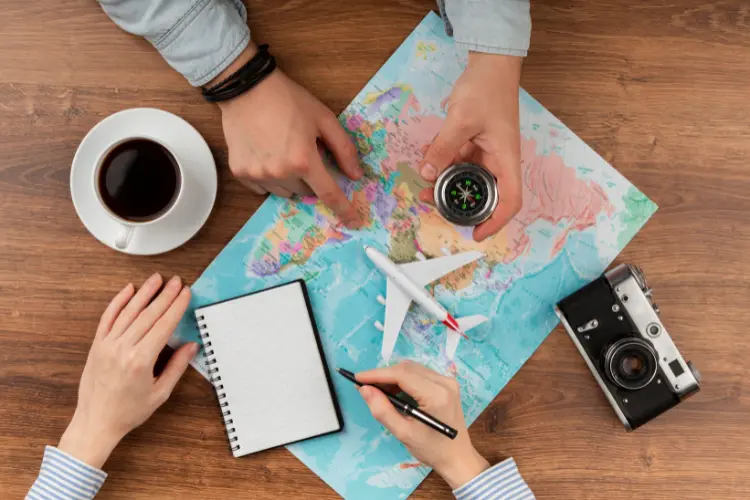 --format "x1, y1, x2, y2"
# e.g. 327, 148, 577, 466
197, 281, 341, 457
